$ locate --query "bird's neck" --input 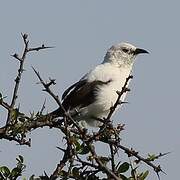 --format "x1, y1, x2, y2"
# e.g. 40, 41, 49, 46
103, 54, 134, 68
102, 58, 134, 70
